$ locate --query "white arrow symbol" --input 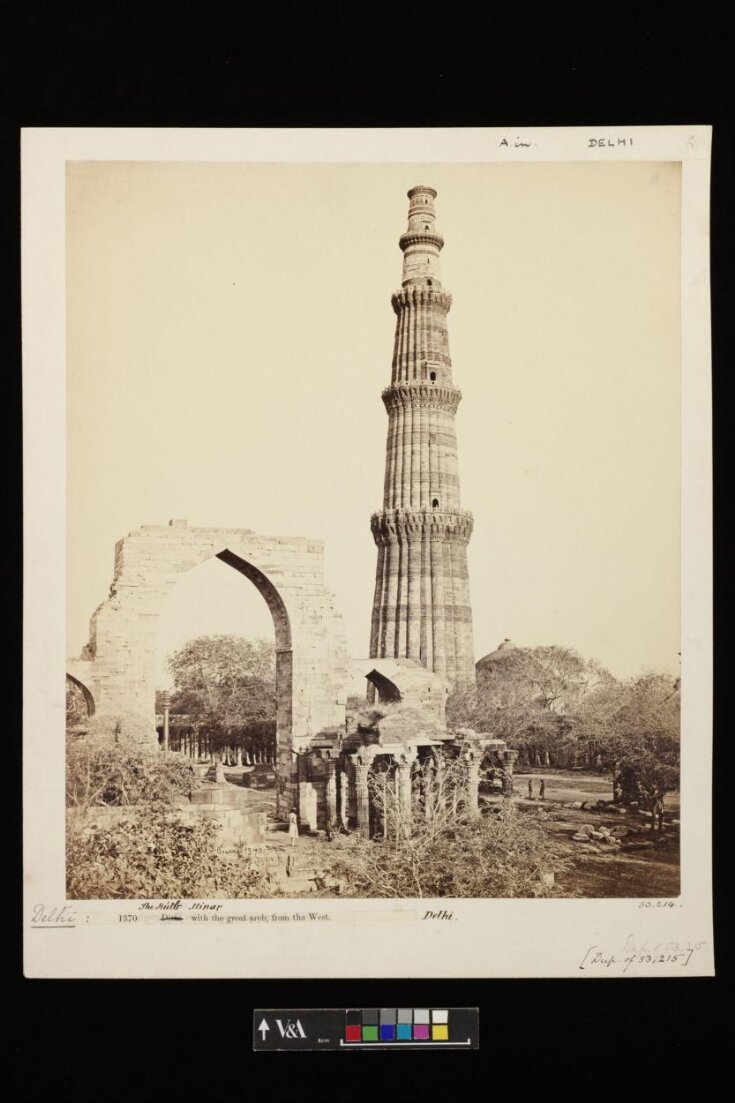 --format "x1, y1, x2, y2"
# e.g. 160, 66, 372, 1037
258, 1018, 270, 1041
